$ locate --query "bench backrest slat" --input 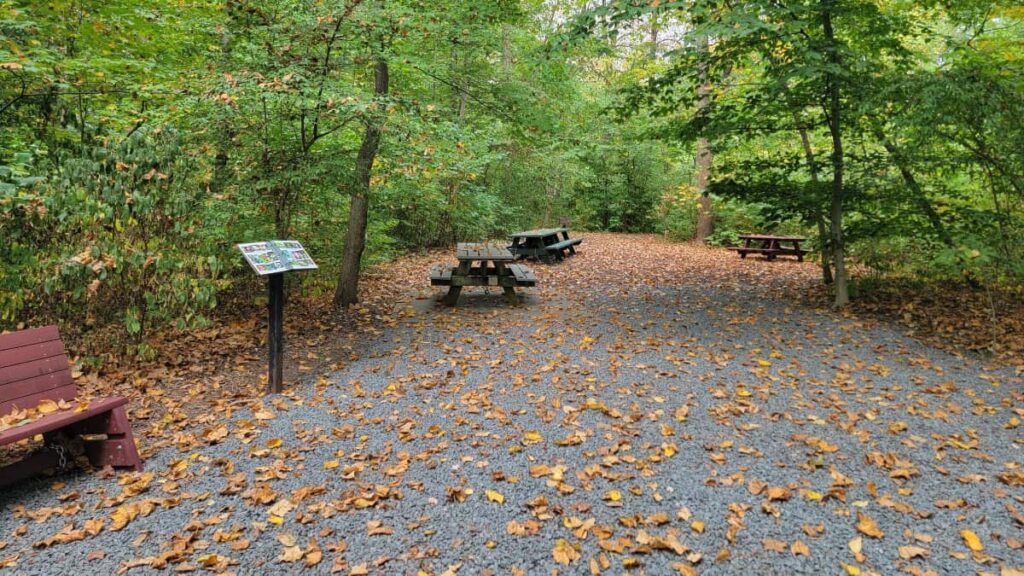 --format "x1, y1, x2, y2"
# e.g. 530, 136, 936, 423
0, 326, 76, 416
